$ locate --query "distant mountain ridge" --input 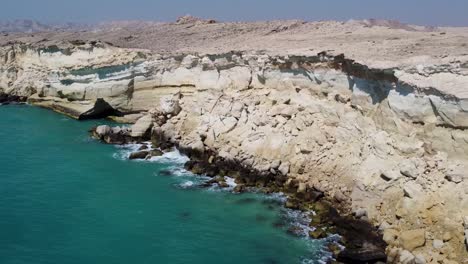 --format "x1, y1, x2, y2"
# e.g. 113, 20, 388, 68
0, 18, 439, 34
0, 19, 89, 33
